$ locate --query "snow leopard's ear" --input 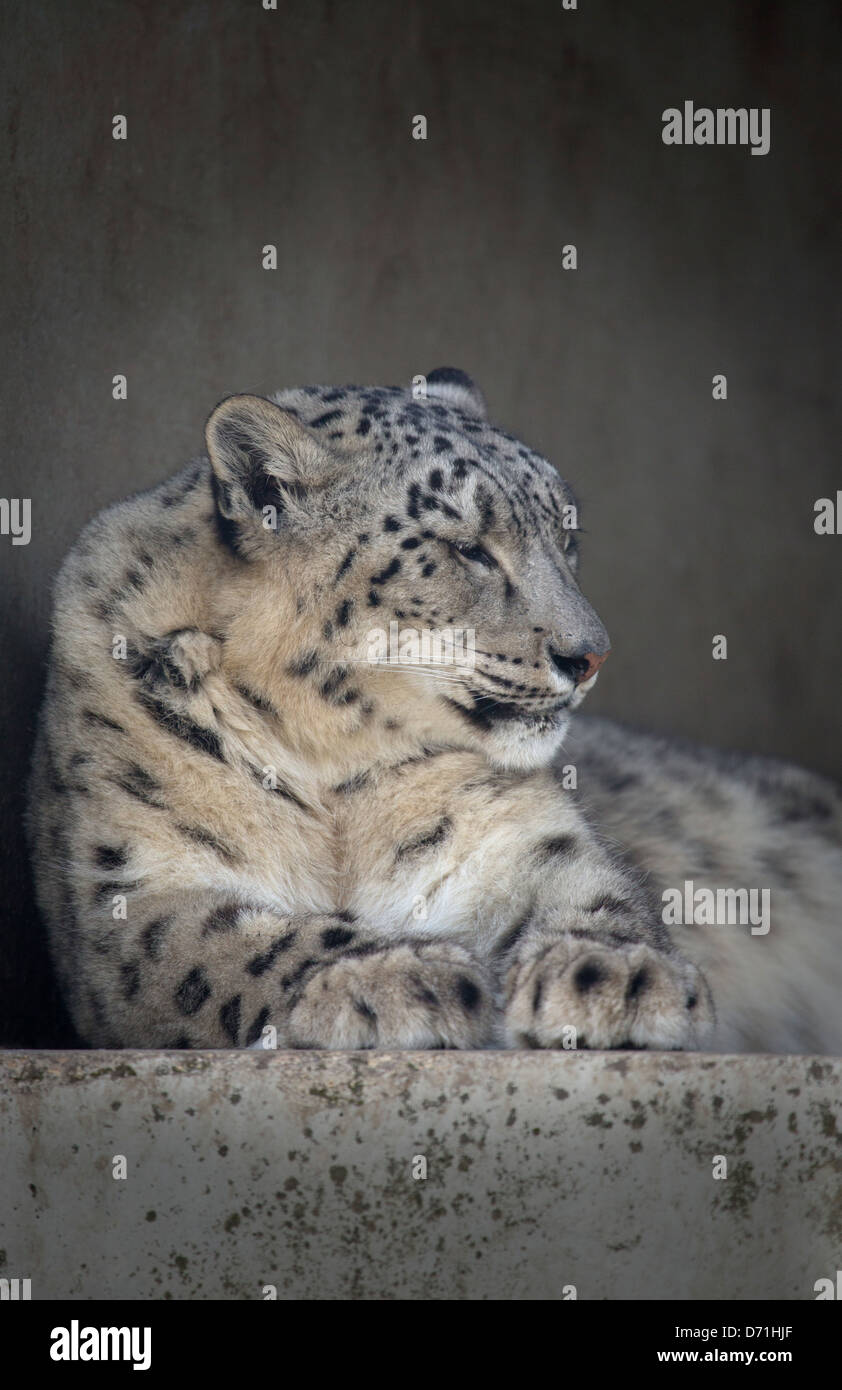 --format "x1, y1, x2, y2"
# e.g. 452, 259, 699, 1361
423, 367, 487, 420
206, 394, 334, 553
